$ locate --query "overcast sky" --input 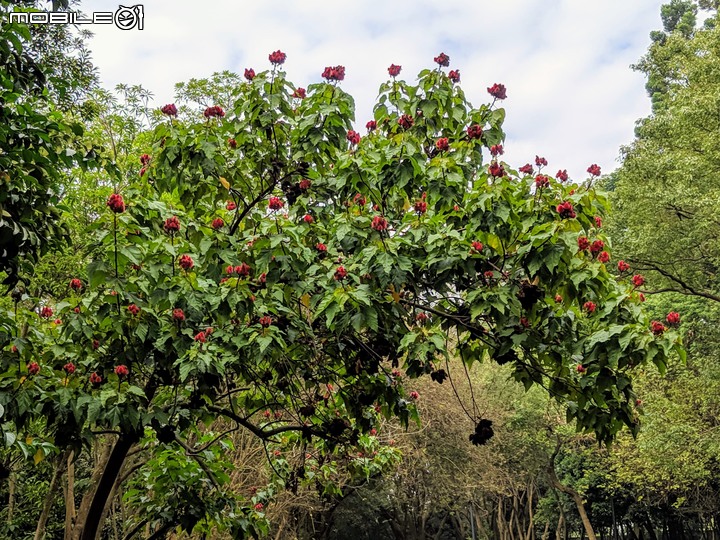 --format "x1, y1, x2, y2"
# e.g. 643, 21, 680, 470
81, 0, 669, 180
